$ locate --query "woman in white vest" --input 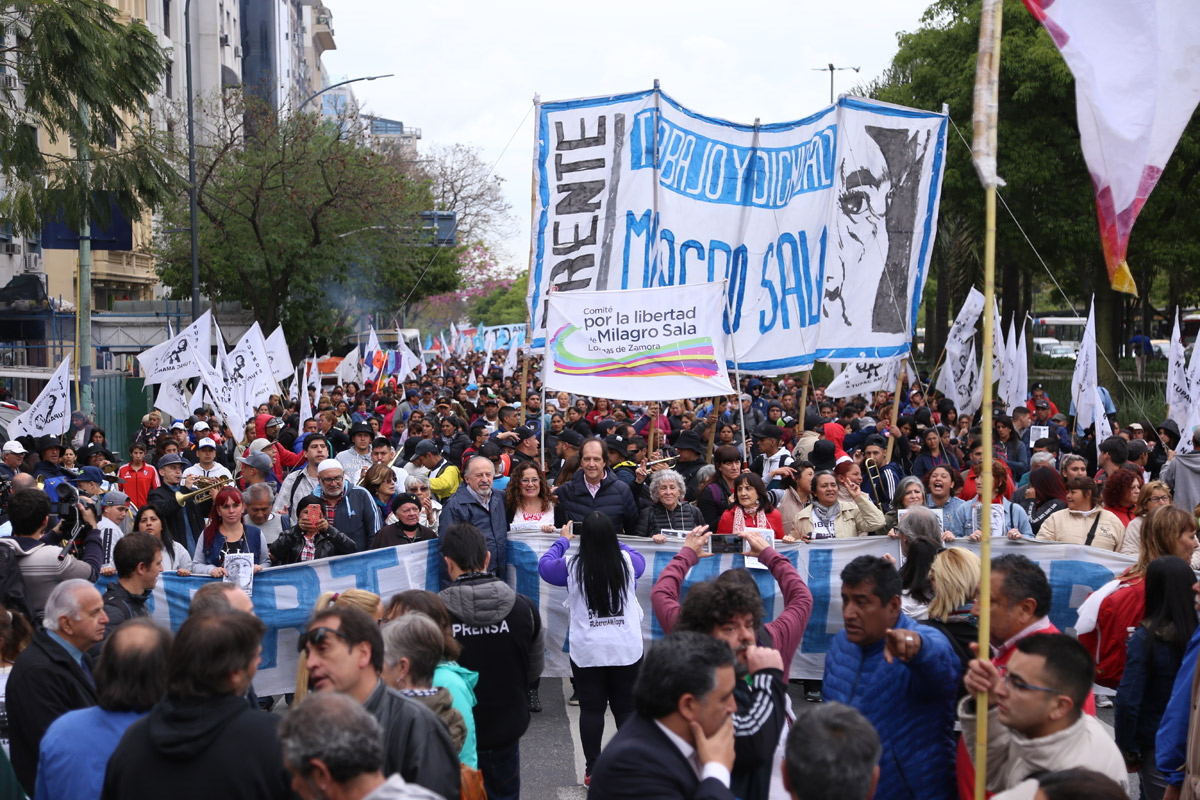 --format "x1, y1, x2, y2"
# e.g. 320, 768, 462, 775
537, 510, 645, 786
